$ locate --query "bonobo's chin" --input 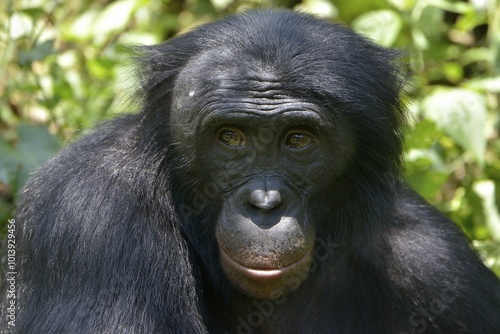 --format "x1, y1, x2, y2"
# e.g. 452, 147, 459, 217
219, 247, 313, 300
